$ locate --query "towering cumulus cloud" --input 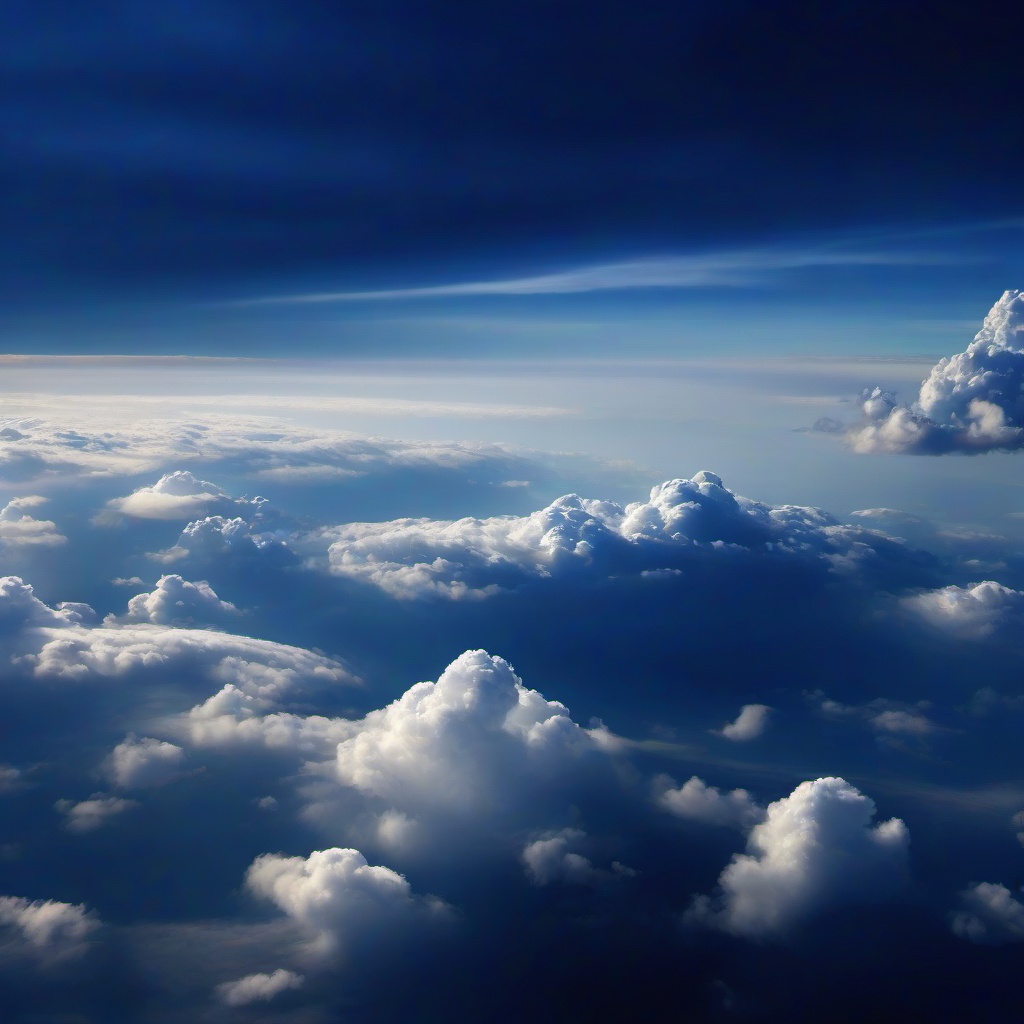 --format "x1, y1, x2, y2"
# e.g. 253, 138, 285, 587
849, 290, 1024, 453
